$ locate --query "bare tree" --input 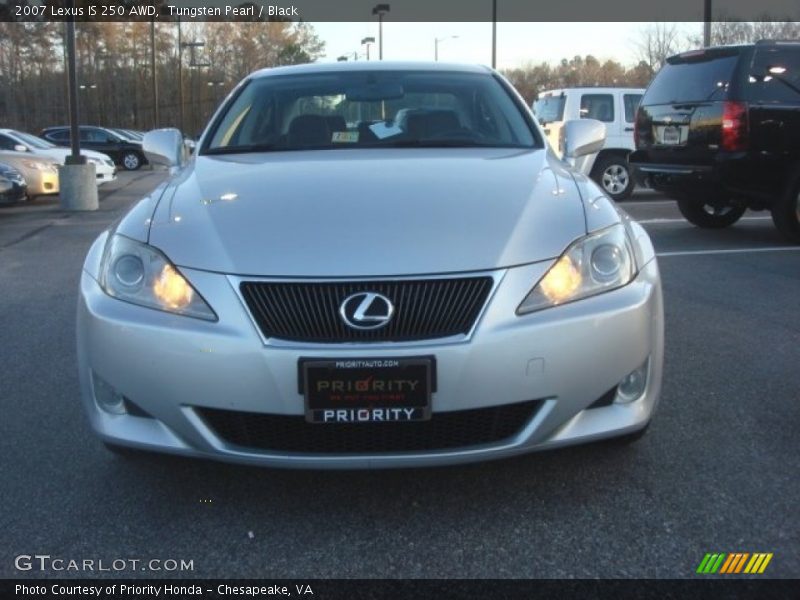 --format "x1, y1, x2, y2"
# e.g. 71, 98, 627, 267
633, 23, 684, 72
